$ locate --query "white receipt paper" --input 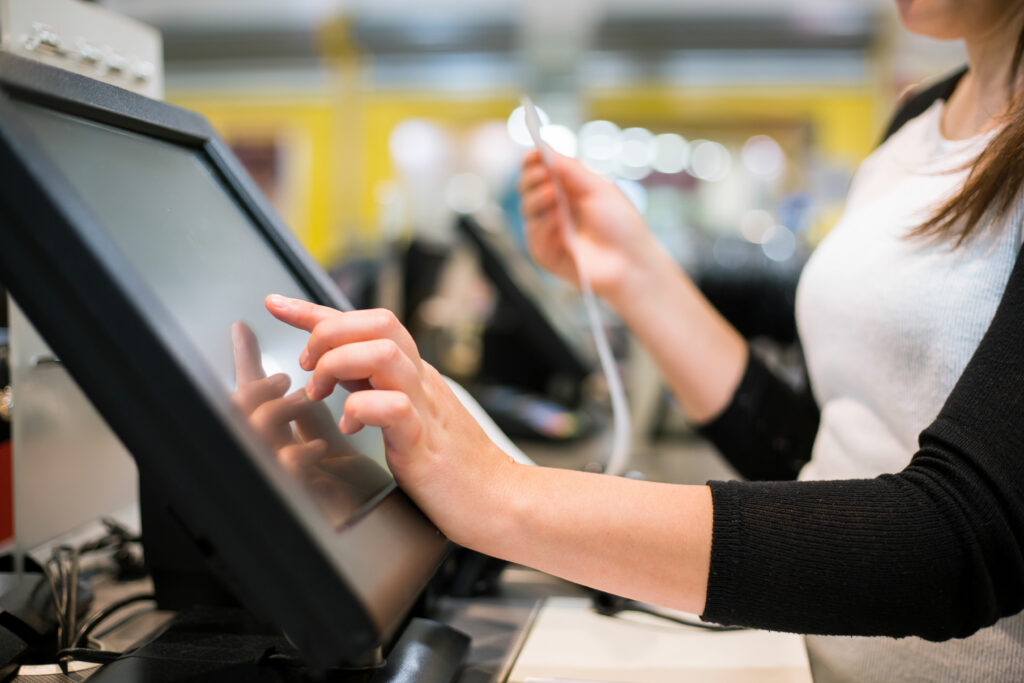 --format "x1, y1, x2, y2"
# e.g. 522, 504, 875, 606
520, 96, 631, 477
